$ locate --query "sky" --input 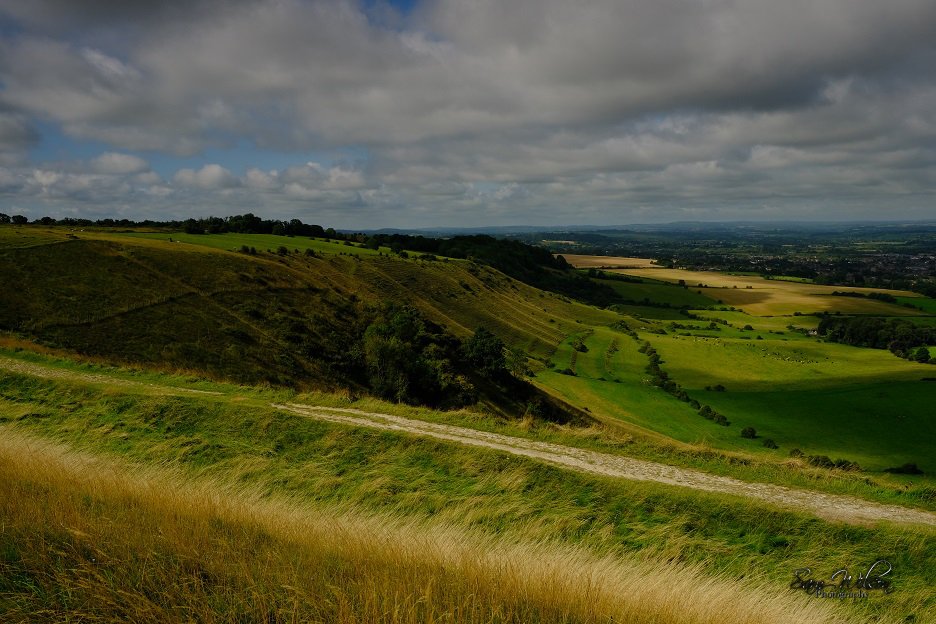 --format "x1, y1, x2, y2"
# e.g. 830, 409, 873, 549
1, 0, 935, 228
